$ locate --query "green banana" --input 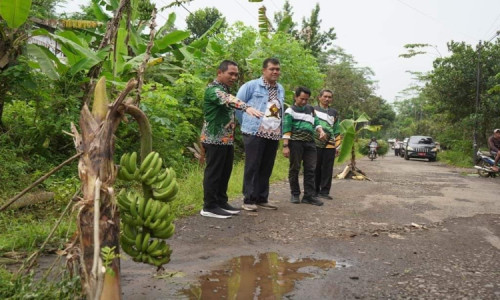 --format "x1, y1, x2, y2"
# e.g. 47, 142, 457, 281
154, 169, 173, 189
144, 215, 153, 227
154, 203, 170, 221
146, 238, 160, 253
144, 174, 158, 186
117, 193, 130, 212
153, 180, 178, 202
150, 157, 163, 179
141, 232, 150, 252
121, 230, 136, 246
155, 169, 169, 183
140, 168, 155, 182
152, 179, 176, 200
120, 239, 140, 257
154, 223, 175, 239
123, 223, 136, 238
151, 255, 170, 267
118, 166, 136, 181
128, 152, 138, 174
139, 151, 157, 173
120, 153, 130, 170
135, 232, 143, 252
143, 198, 153, 219
152, 219, 169, 233
149, 218, 162, 230
128, 192, 138, 218
137, 195, 146, 218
